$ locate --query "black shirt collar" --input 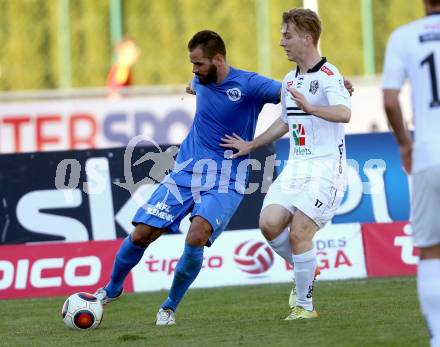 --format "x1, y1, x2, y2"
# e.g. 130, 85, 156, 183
427, 11, 440, 16
295, 57, 327, 77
